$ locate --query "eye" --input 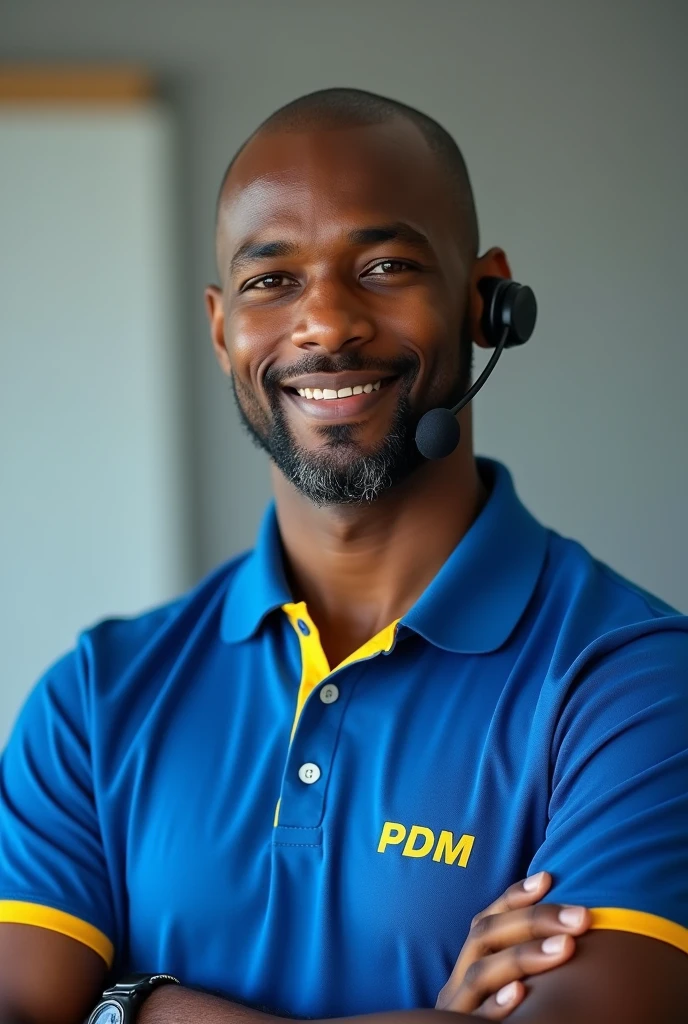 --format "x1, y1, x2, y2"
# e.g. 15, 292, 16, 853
364, 260, 417, 277
243, 273, 296, 291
